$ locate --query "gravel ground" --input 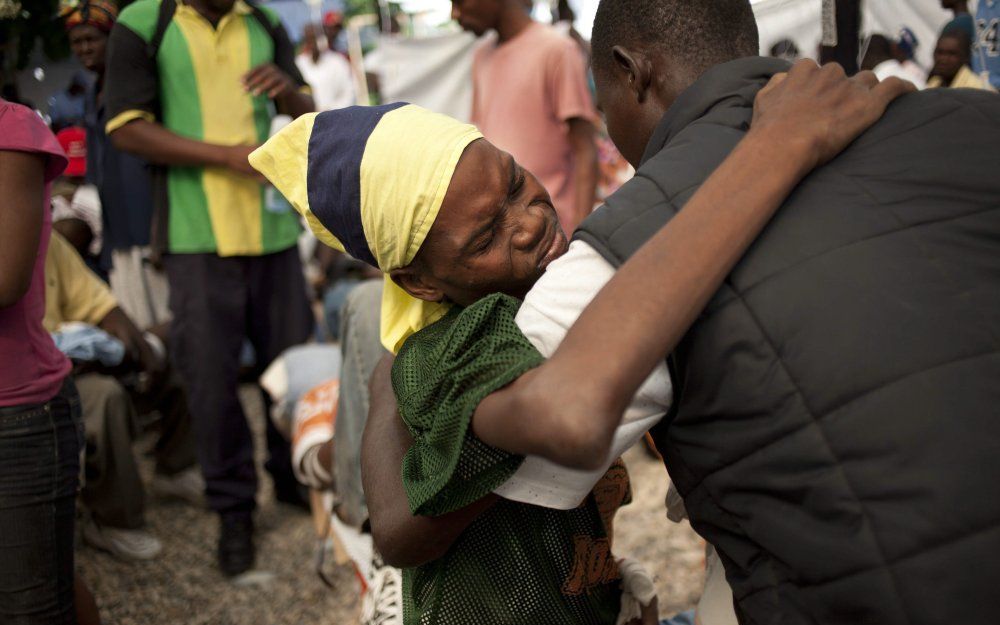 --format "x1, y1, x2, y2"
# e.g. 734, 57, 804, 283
78, 388, 705, 624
